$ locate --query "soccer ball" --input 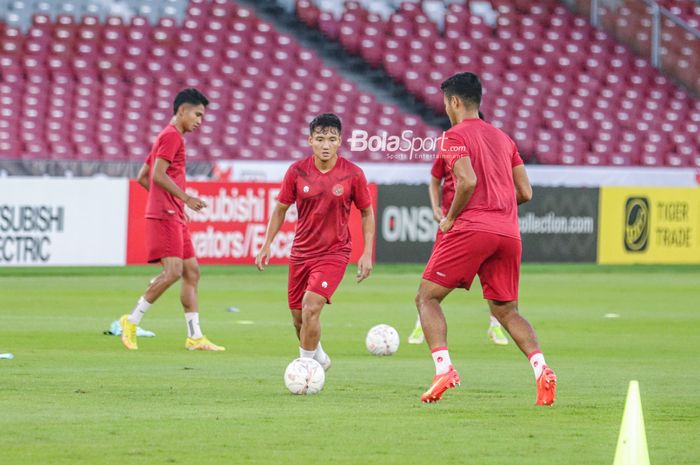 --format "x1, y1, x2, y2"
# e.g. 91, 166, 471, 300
365, 324, 400, 356
284, 358, 325, 395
